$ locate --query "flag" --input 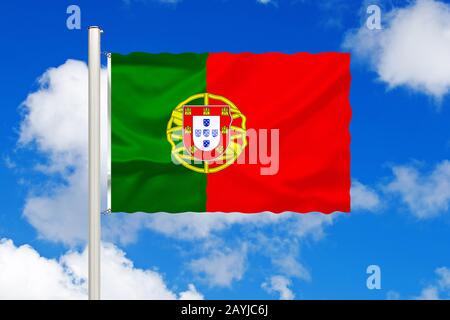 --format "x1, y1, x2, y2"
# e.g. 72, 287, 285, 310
111, 52, 351, 214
